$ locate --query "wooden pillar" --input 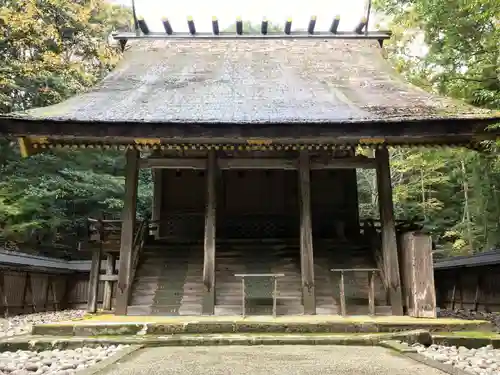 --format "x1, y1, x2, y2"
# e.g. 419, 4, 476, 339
473, 274, 482, 312
375, 147, 403, 315
400, 232, 436, 317
115, 148, 139, 315
298, 151, 316, 314
202, 150, 217, 315
102, 253, 115, 311
87, 247, 102, 313
368, 271, 376, 316
151, 169, 163, 238
339, 271, 346, 316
